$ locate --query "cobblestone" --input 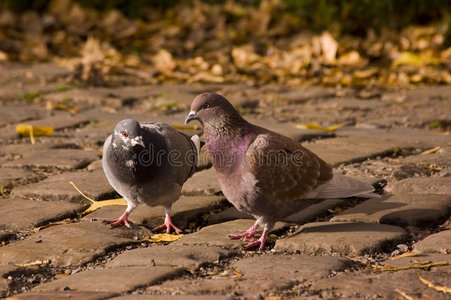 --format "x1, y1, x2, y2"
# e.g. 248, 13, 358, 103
331, 193, 451, 228
0, 69, 450, 298
275, 222, 407, 256
0, 221, 151, 267
12, 169, 116, 203
35, 266, 183, 294
174, 219, 289, 249
0, 197, 84, 231
413, 230, 451, 254
107, 244, 234, 269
